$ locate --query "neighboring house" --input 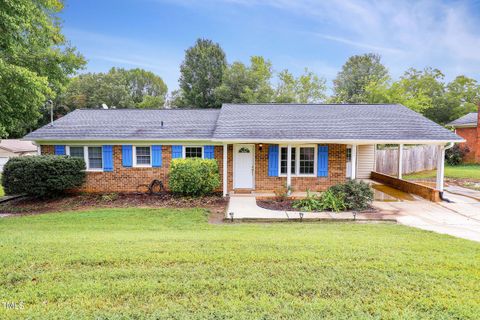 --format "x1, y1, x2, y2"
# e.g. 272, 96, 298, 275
25, 104, 462, 195
0, 140, 37, 172
447, 106, 480, 163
